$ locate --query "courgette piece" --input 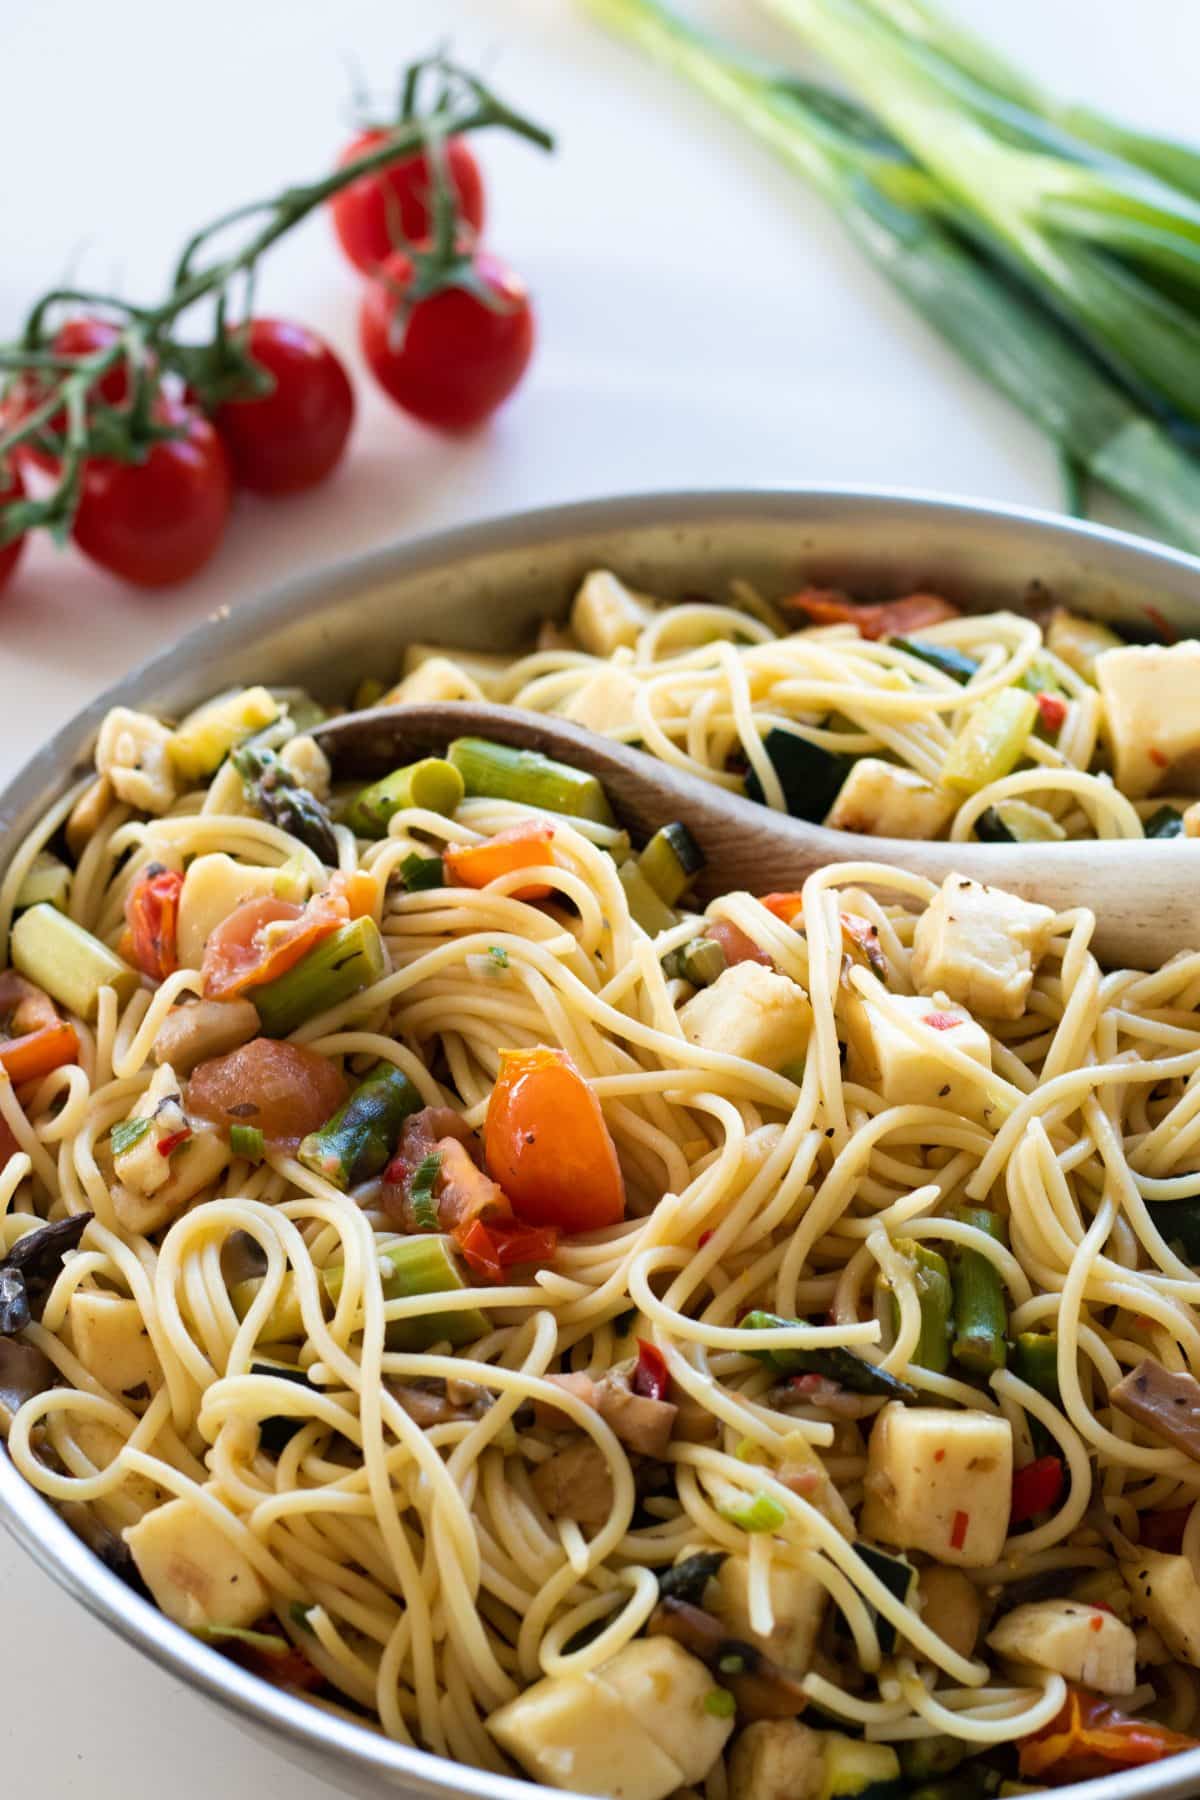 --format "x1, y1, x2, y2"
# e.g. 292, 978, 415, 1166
941, 690, 1038, 796
856, 1543, 917, 1655
817, 1732, 903, 1800
744, 727, 853, 822
977, 800, 1066, 843
618, 860, 677, 935
1145, 804, 1185, 839
171, 686, 281, 782
11, 904, 138, 1020
1146, 1194, 1200, 1261
657, 1551, 726, 1605
898, 1737, 968, 1780
638, 821, 704, 905
250, 1356, 314, 1455
14, 851, 71, 914
740, 1310, 917, 1401
889, 637, 980, 683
